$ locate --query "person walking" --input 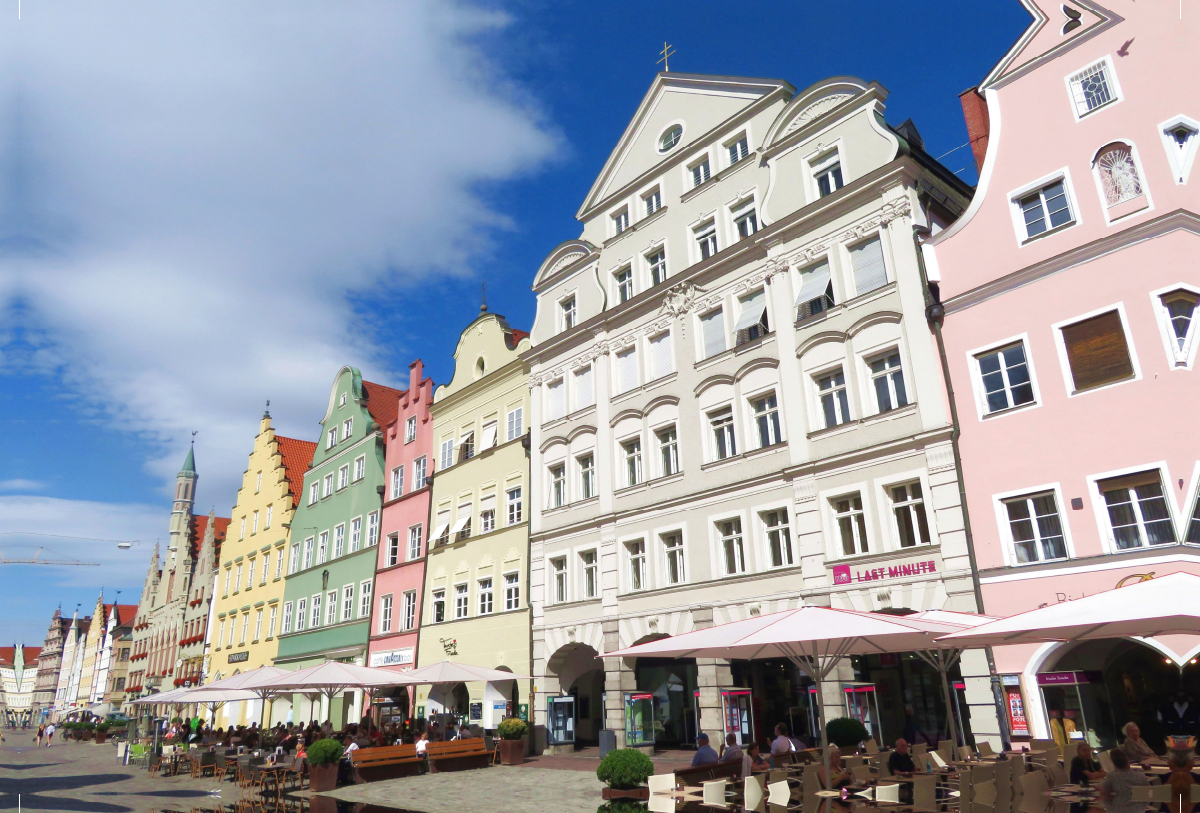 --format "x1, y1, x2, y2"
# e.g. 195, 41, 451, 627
45, 722, 55, 747
36, 723, 46, 748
